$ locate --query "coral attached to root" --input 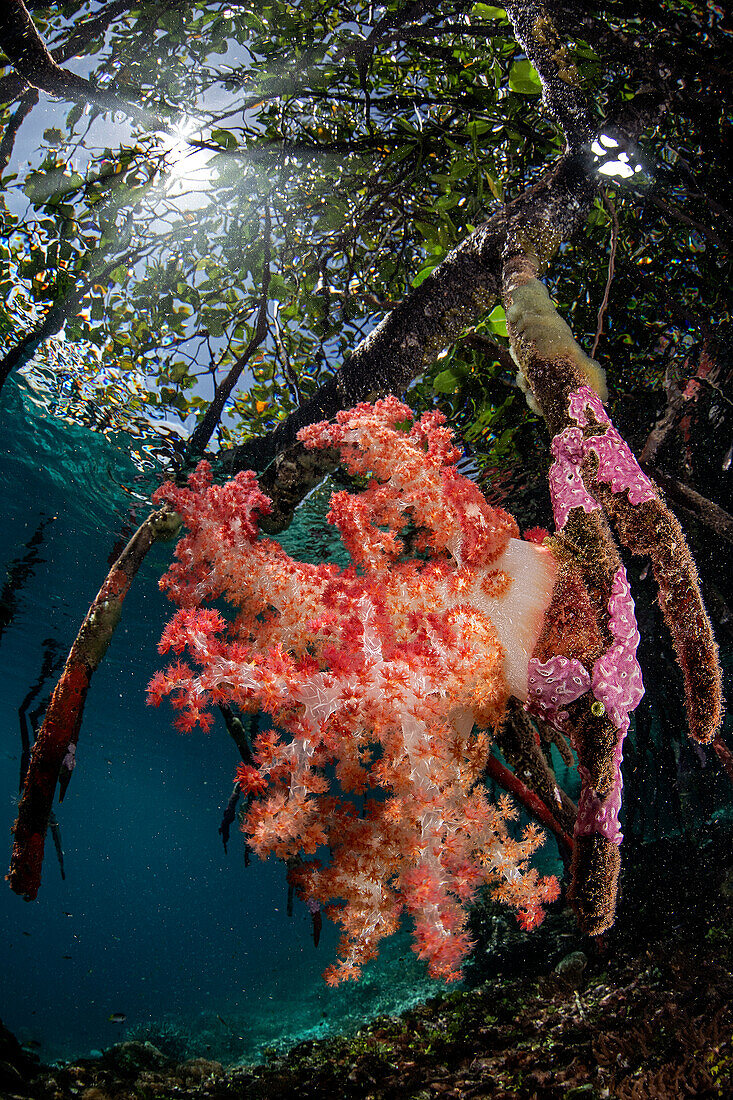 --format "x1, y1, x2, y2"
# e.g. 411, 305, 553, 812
150, 366, 724, 977
149, 397, 560, 983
